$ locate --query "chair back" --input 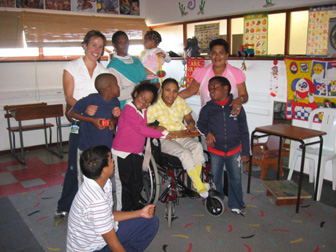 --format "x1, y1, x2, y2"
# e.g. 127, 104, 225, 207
265, 135, 282, 151
308, 108, 336, 152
